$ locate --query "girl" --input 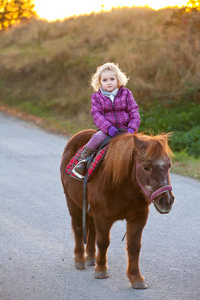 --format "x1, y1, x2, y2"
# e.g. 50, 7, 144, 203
73, 62, 140, 177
